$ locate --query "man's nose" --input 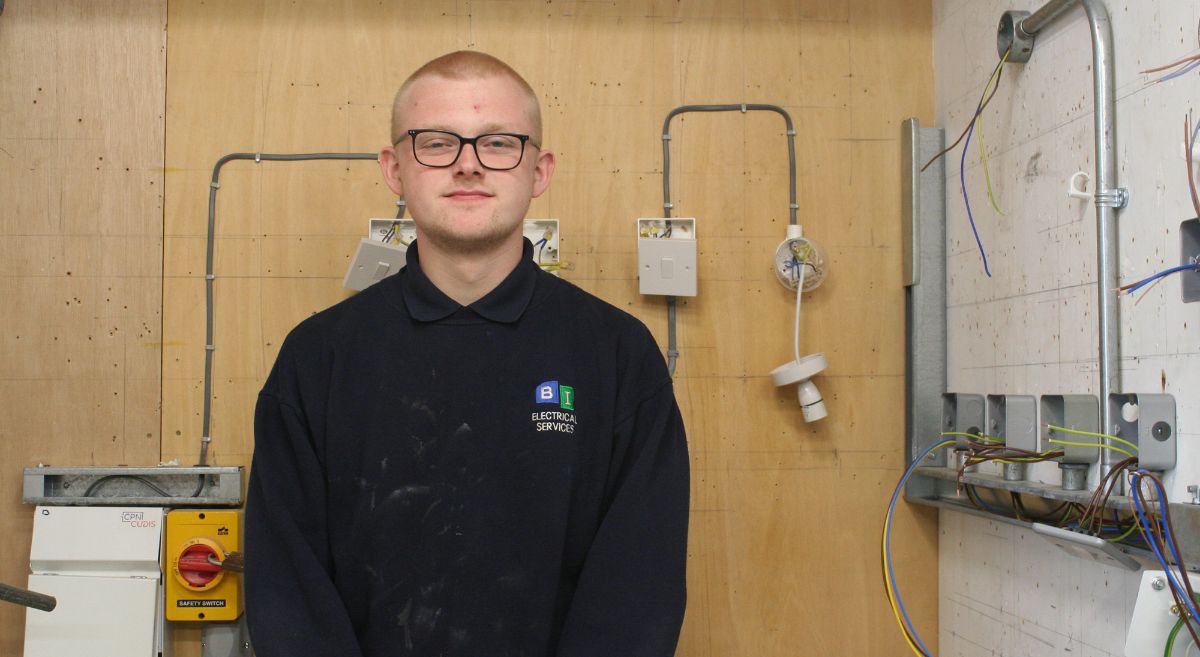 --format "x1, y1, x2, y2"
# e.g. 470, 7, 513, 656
454, 143, 484, 174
